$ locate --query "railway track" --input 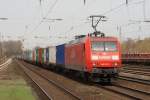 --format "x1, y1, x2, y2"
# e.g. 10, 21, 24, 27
98, 82, 150, 100
0, 59, 12, 71
98, 65, 150, 99
113, 65, 150, 99
121, 69, 150, 76
123, 65, 150, 70
17, 61, 53, 100
17, 60, 82, 100
121, 64, 150, 77
17, 60, 150, 100
123, 68, 150, 73
118, 76, 150, 85
22, 61, 142, 100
